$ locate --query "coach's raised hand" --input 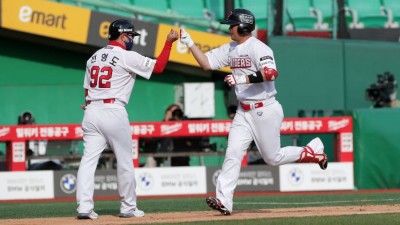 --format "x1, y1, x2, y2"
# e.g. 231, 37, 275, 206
167, 29, 179, 42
